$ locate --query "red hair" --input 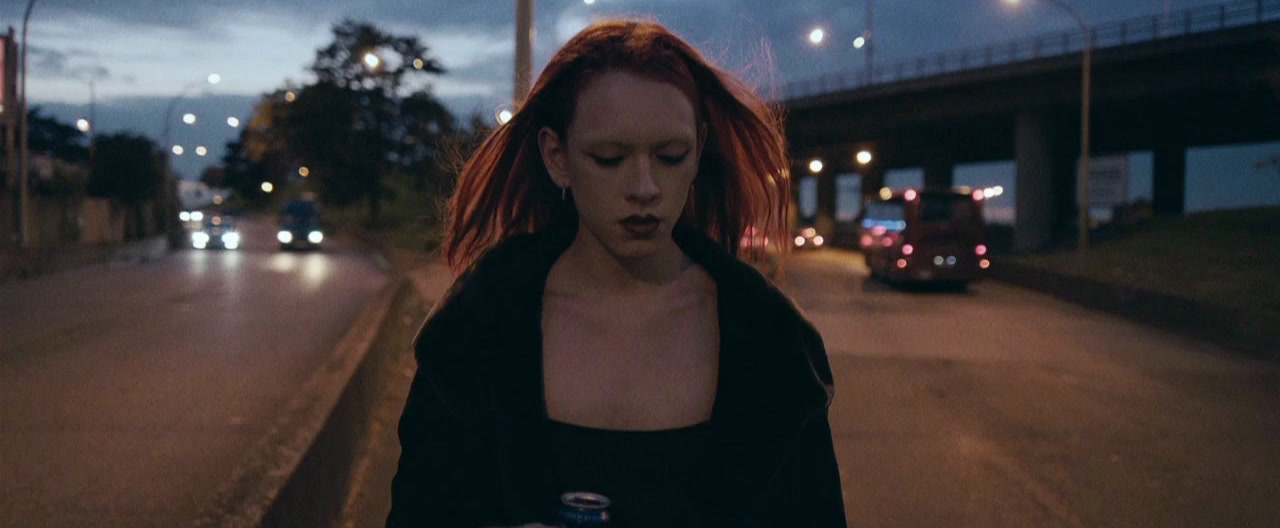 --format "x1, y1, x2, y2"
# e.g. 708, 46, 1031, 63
443, 19, 790, 274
